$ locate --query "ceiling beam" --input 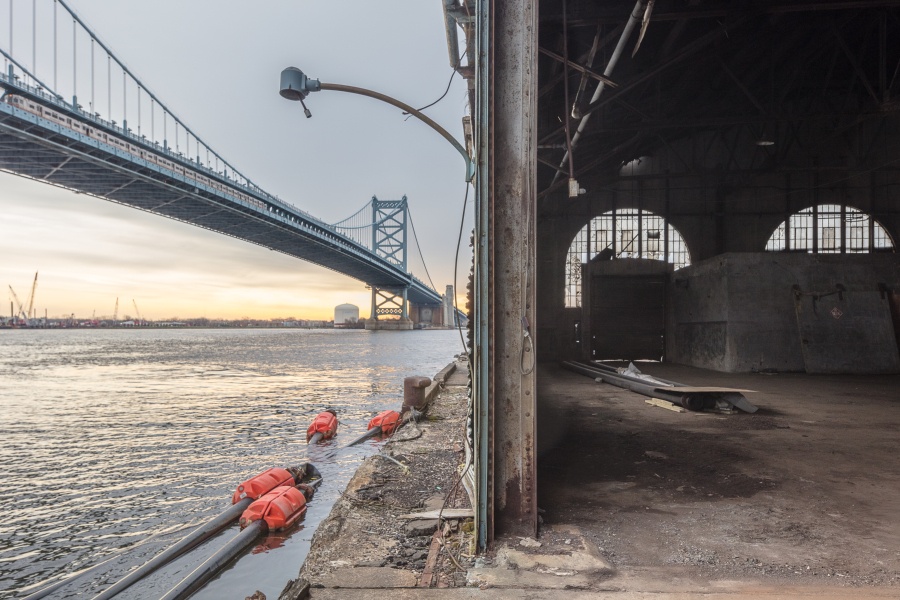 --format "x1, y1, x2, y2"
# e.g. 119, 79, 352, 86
539, 47, 619, 88
547, 1, 900, 27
